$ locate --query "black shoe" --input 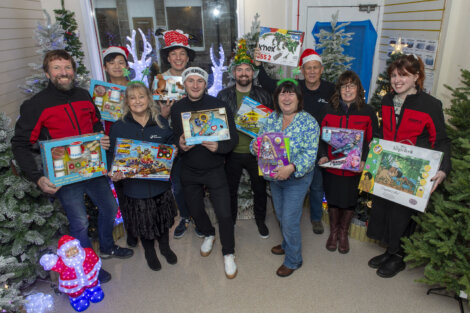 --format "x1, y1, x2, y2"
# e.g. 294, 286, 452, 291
368, 251, 392, 269
144, 249, 161, 271
377, 254, 406, 278
160, 247, 177, 265
100, 245, 134, 259
126, 234, 138, 248
256, 221, 270, 239
98, 269, 111, 284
